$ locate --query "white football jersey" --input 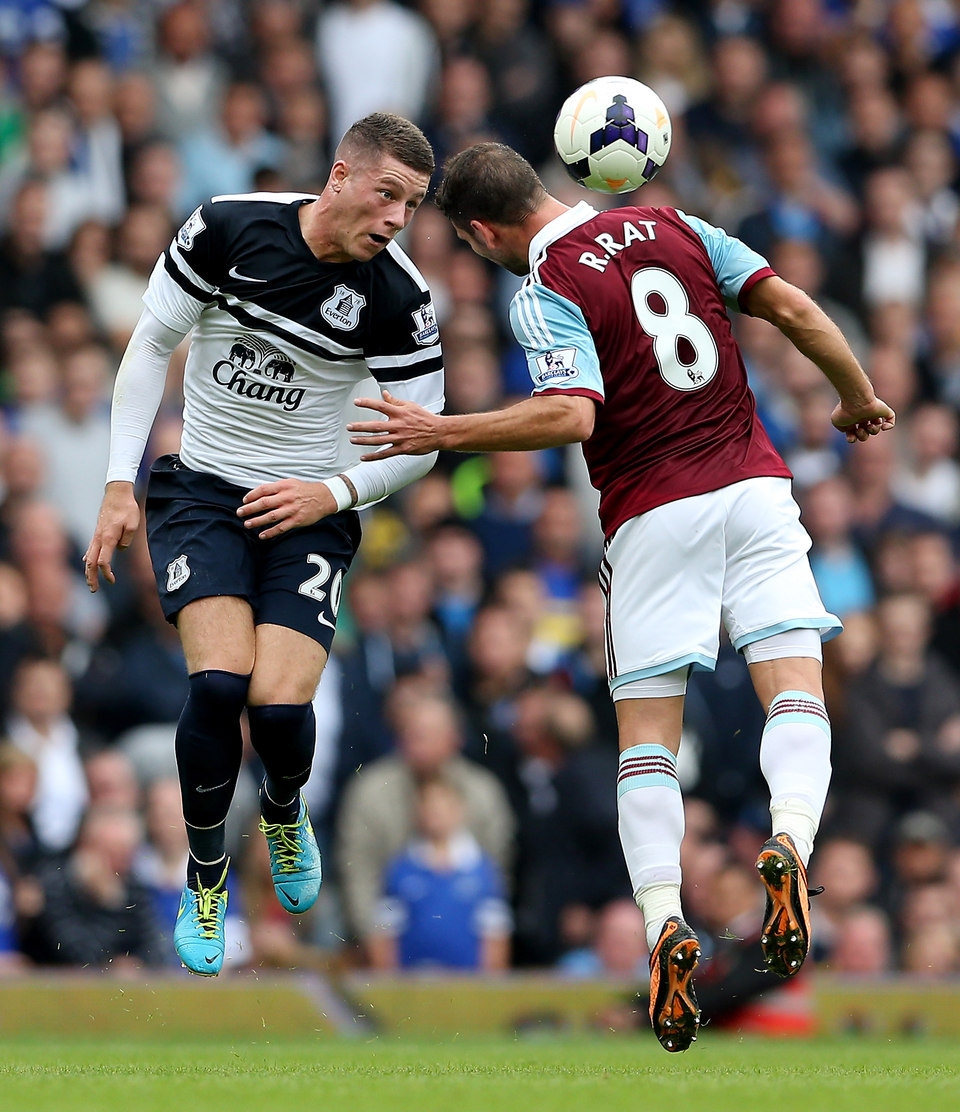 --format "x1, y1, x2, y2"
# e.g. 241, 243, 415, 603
144, 192, 444, 488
